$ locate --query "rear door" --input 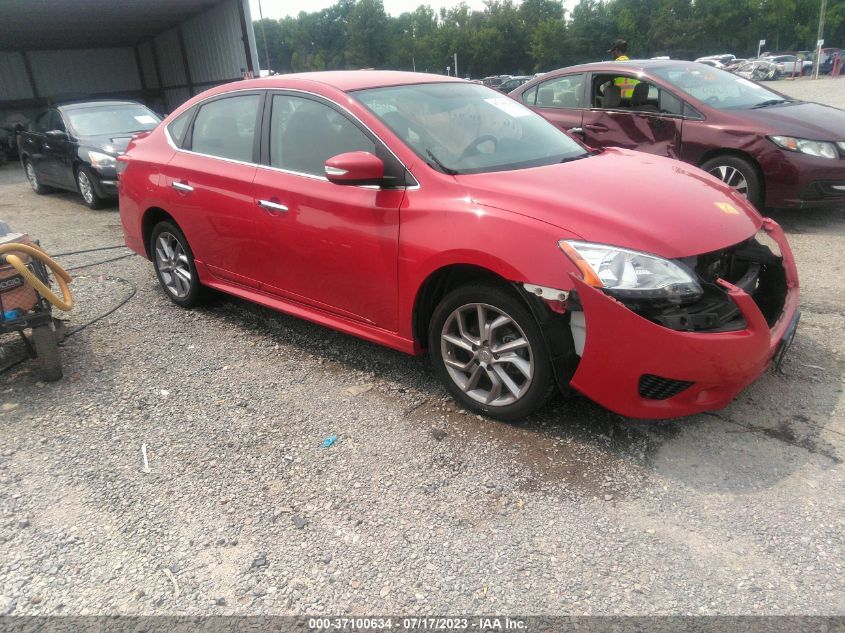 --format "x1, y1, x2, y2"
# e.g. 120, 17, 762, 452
519, 73, 585, 139
21, 111, 50, 182
251, 91, 404, 330
163, 91, 265, 288
44, 110, 74, 188
581, 73, 684, 159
